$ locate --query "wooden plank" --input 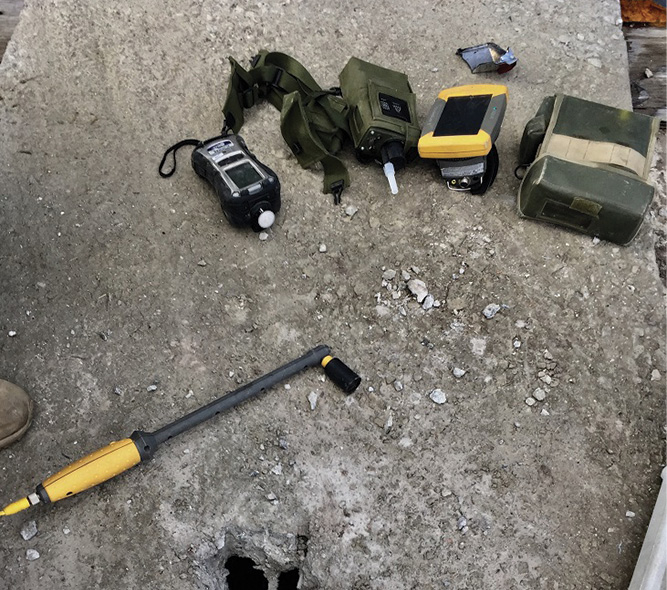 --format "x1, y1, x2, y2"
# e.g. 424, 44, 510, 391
0, 0, 24, 59
624, 25, 667, 121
